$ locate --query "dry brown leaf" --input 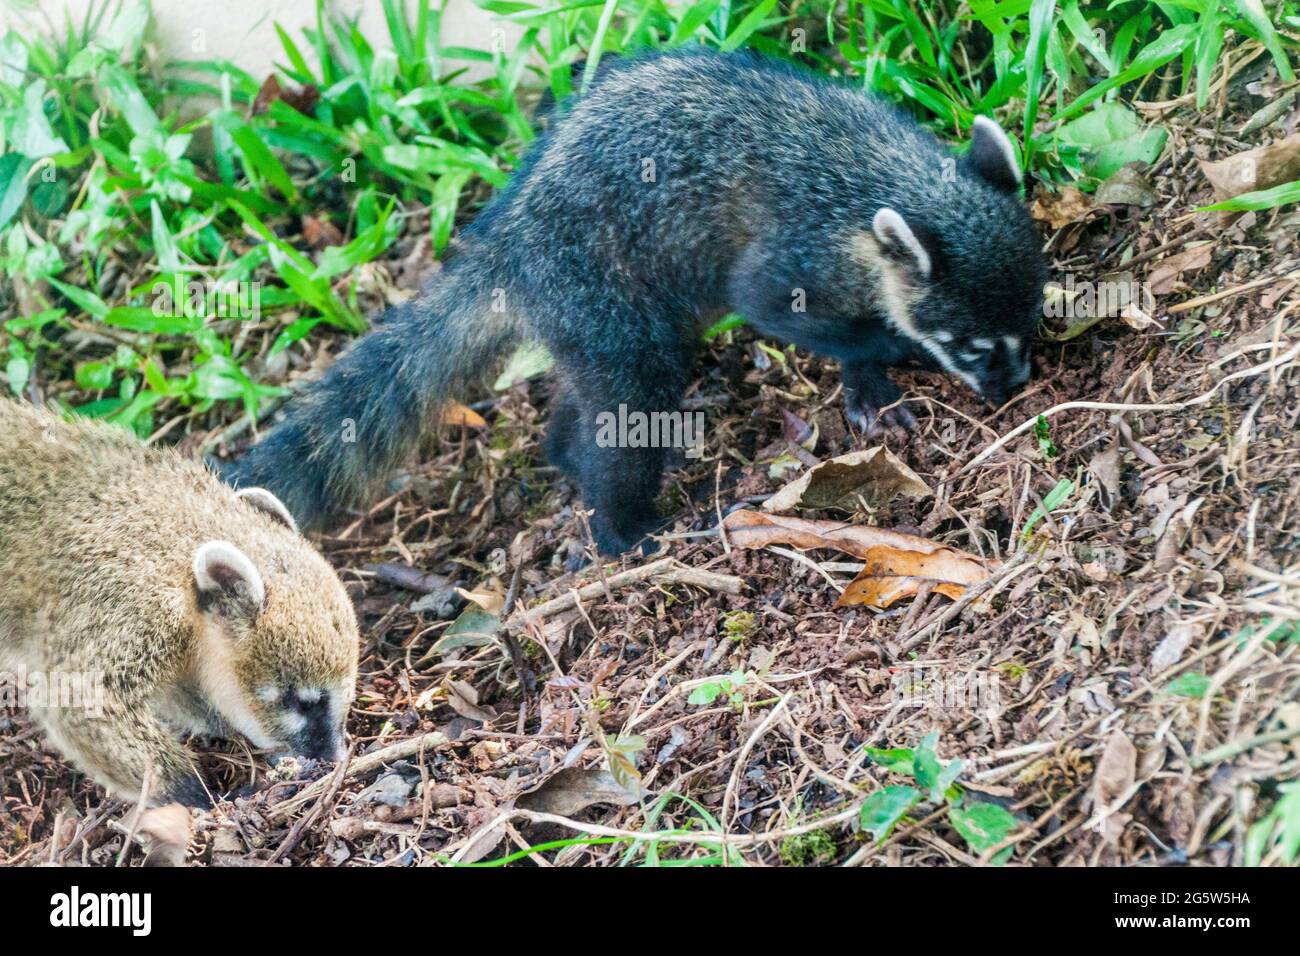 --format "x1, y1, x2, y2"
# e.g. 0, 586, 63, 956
722, 510, 990, 609
1030, 186, 1095, 229
135, 804, 192, 867
762, 446, 931, 514
1200, 133, 1300, 202
1151, 621, 1200, 673
516, 768, 640, 816
443, 678, 497, 724
441, 402, 488, 428
455, 579, 505, 614
301, 214, 344, 250
838, 544, 986, 608
1095, 166, 1157, 207
1148, 242, 1214, 296
251, 74, 320, 116
1088, 446, 1121, 509
1092, 730, 1136, 845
